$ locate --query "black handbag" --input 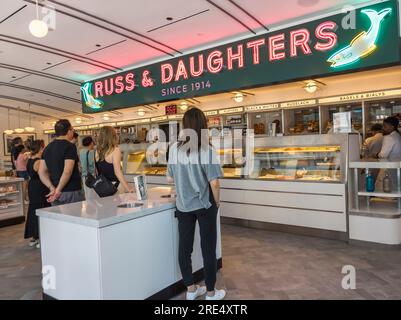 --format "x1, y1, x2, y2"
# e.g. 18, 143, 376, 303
85, 151, 96, 188
92, 153, 118, 198
92, 174, 118, 198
